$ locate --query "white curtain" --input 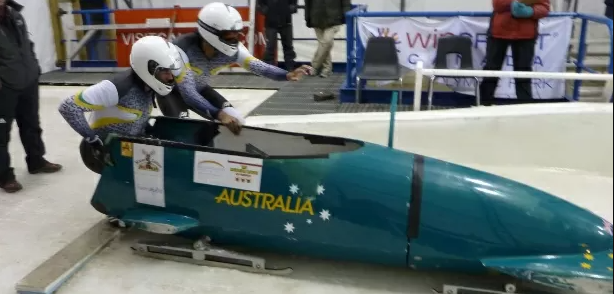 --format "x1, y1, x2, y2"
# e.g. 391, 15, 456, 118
19, 0, 59, 74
